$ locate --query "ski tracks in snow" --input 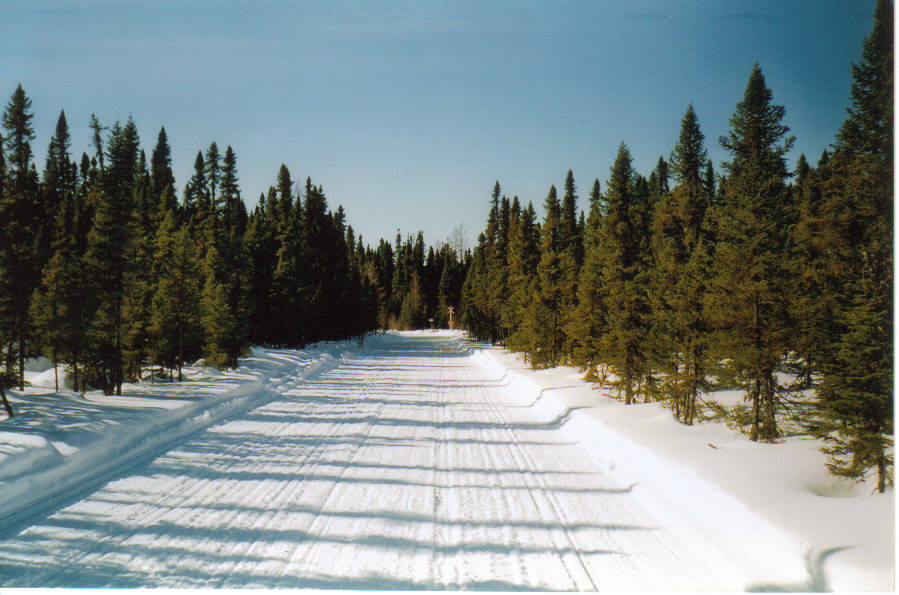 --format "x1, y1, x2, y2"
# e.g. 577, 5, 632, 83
0, 332, 795, 589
